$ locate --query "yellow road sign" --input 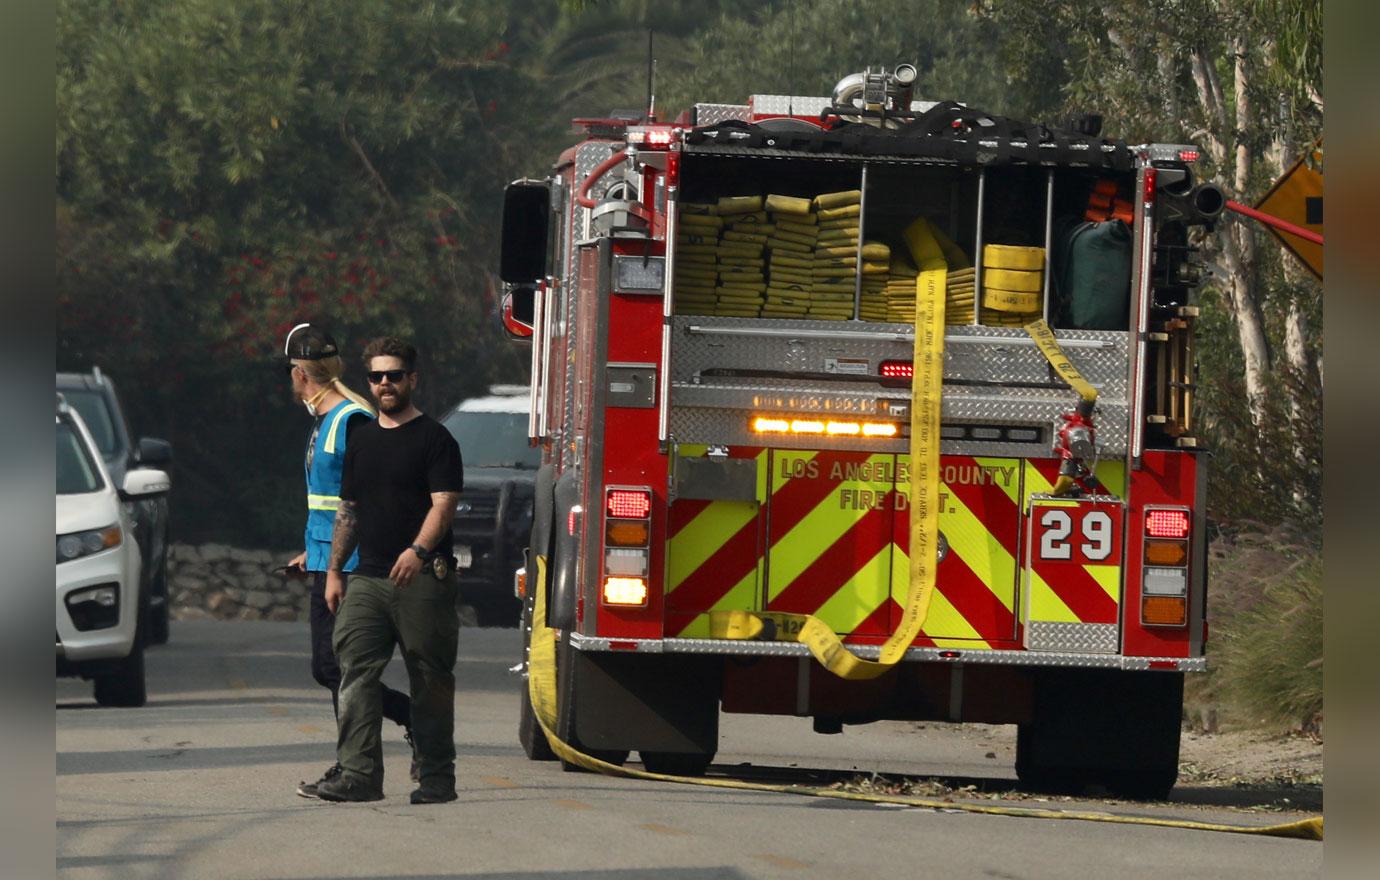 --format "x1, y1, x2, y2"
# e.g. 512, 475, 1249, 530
1256, 138, 1323, 279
